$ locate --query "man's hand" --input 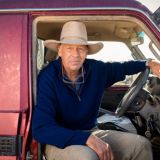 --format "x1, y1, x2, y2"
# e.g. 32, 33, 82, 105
86, 134, 114, 160
148, 60, 160, 78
